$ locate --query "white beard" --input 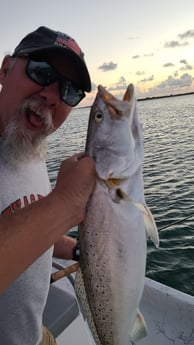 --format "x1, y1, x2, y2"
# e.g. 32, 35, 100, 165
0, 98, 54, 166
